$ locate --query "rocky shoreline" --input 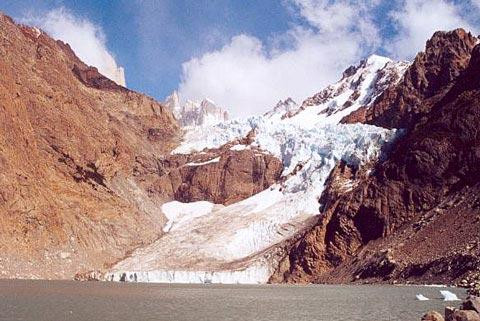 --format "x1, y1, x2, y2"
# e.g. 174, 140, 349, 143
422, 296, 480, 321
